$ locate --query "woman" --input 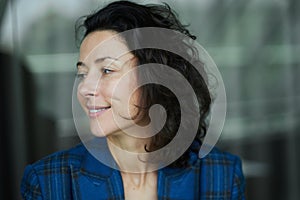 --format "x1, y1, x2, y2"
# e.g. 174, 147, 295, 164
21, 1, 245, 199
